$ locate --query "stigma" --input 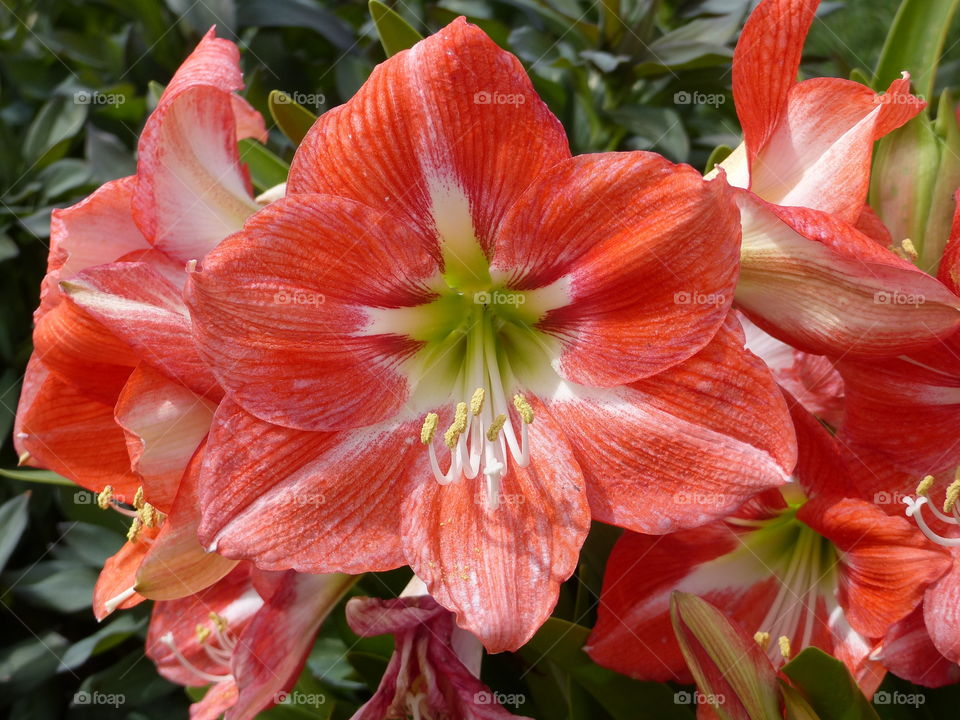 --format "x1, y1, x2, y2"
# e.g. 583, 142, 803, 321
420, 388, 533, 510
